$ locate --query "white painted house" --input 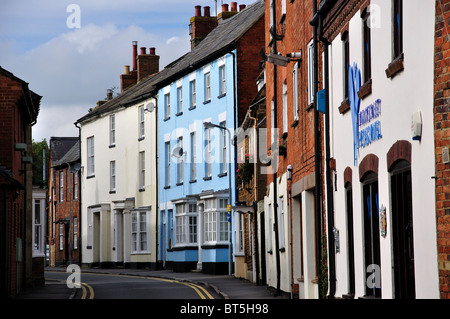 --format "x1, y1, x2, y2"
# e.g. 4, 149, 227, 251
320, 0, 439, 298
76, 44, 160, 269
